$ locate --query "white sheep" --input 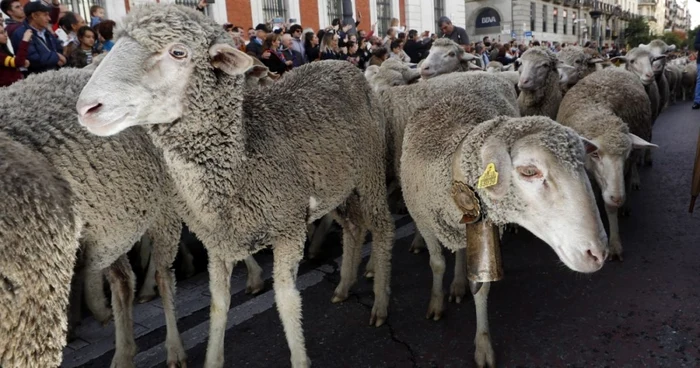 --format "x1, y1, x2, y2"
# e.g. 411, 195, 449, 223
402, 93, 609, 367
557, 67, 657, 260
555, 46, 604, 93
418, 38, 480, 79
516, 46, 563, 119
640, 40, 675, 112
76, 5, 395, 367
0, 132, 82, 368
